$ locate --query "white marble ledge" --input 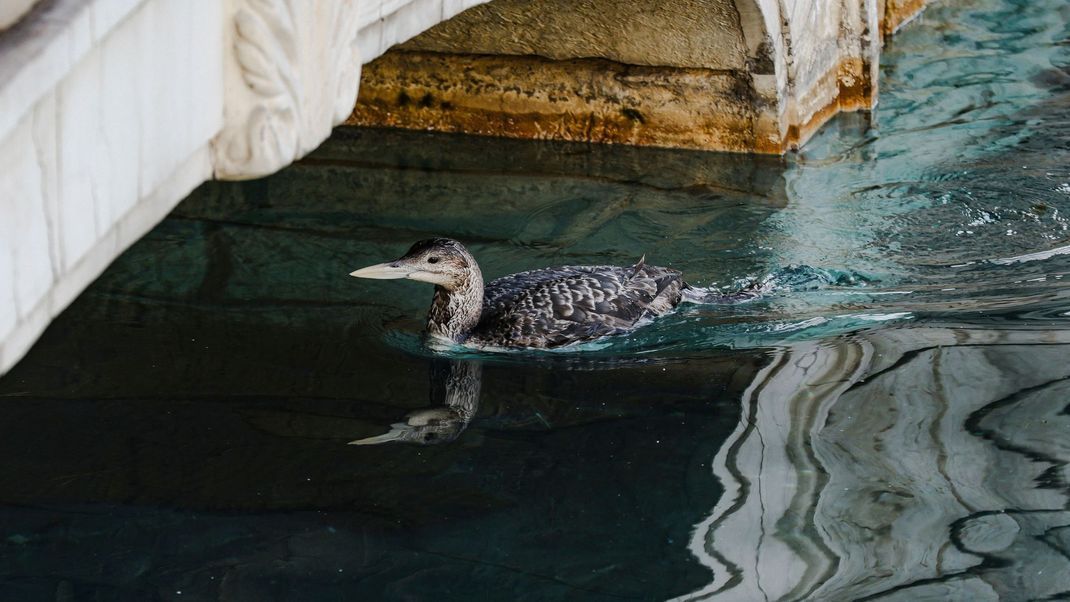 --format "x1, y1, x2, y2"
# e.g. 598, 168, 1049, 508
1, 0, 223, 377
0, 0, 143, 143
